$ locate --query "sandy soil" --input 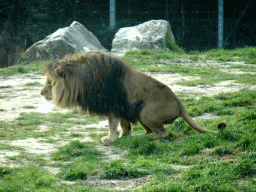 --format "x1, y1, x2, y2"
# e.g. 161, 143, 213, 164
0, 62, 255, 190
